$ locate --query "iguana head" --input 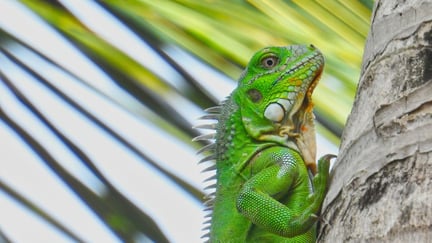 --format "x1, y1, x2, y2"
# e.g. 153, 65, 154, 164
234, 44, 324, 172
